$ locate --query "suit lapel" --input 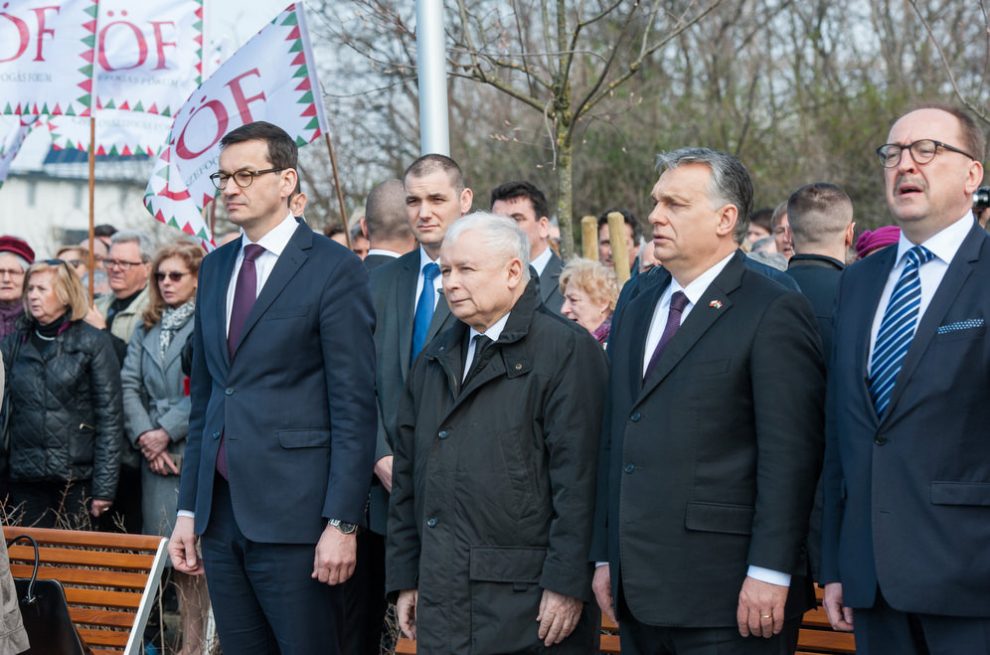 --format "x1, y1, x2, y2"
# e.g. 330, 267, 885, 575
396, 252, 419, 381
540, 253, 563, 304
235, 224, 310, 353
624, 269, 670, 397
213, 241, 240, 369
425, 290, 452, 345
882, 224, 985, 424
635, 254, 744, 406
850, 246, 897, 425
